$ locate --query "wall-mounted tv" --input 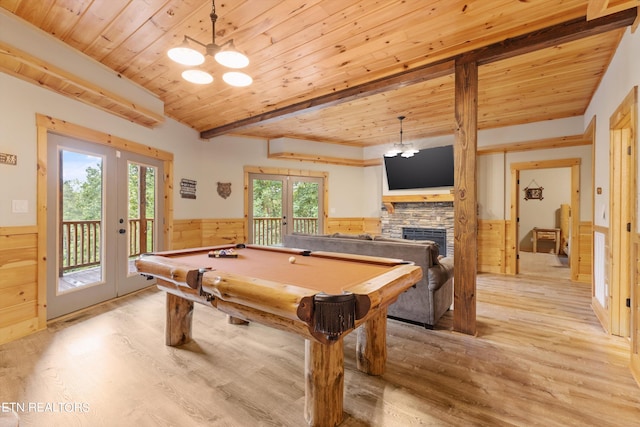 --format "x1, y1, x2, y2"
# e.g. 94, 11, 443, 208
384, 145, 454, 190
